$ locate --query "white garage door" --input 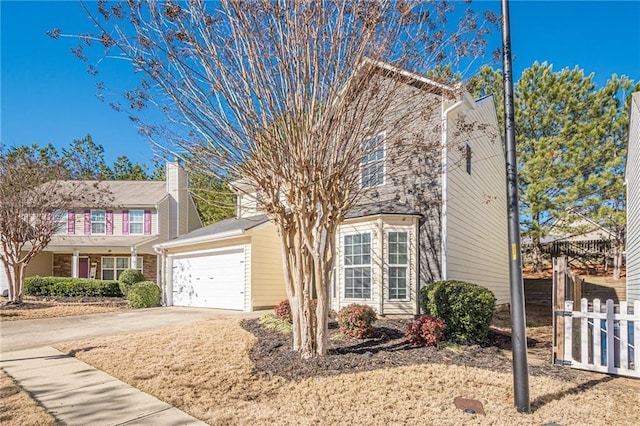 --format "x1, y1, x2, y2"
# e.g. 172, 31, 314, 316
171, 249, 246, 310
